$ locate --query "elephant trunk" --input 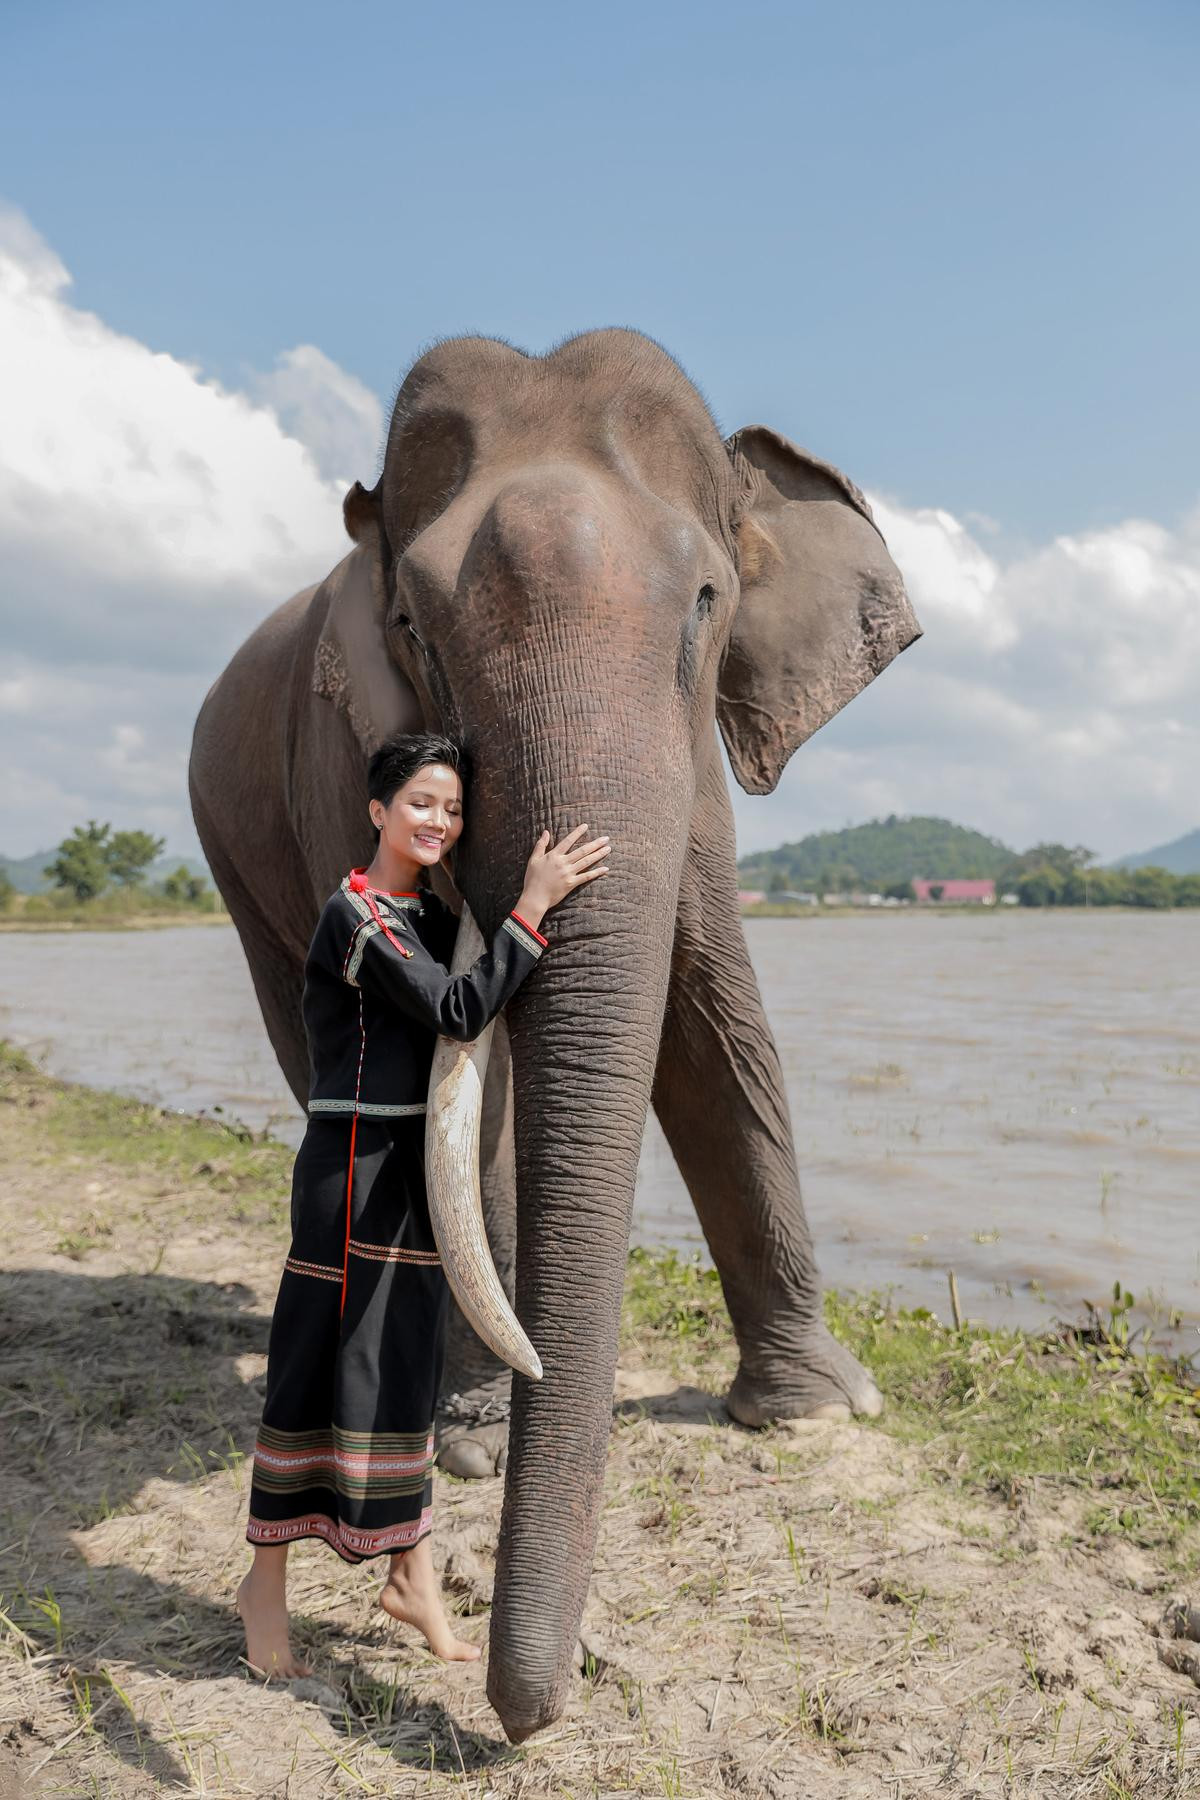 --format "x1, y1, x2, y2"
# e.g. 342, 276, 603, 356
476, 809, 686, 1740
417, 464, 698, 1737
